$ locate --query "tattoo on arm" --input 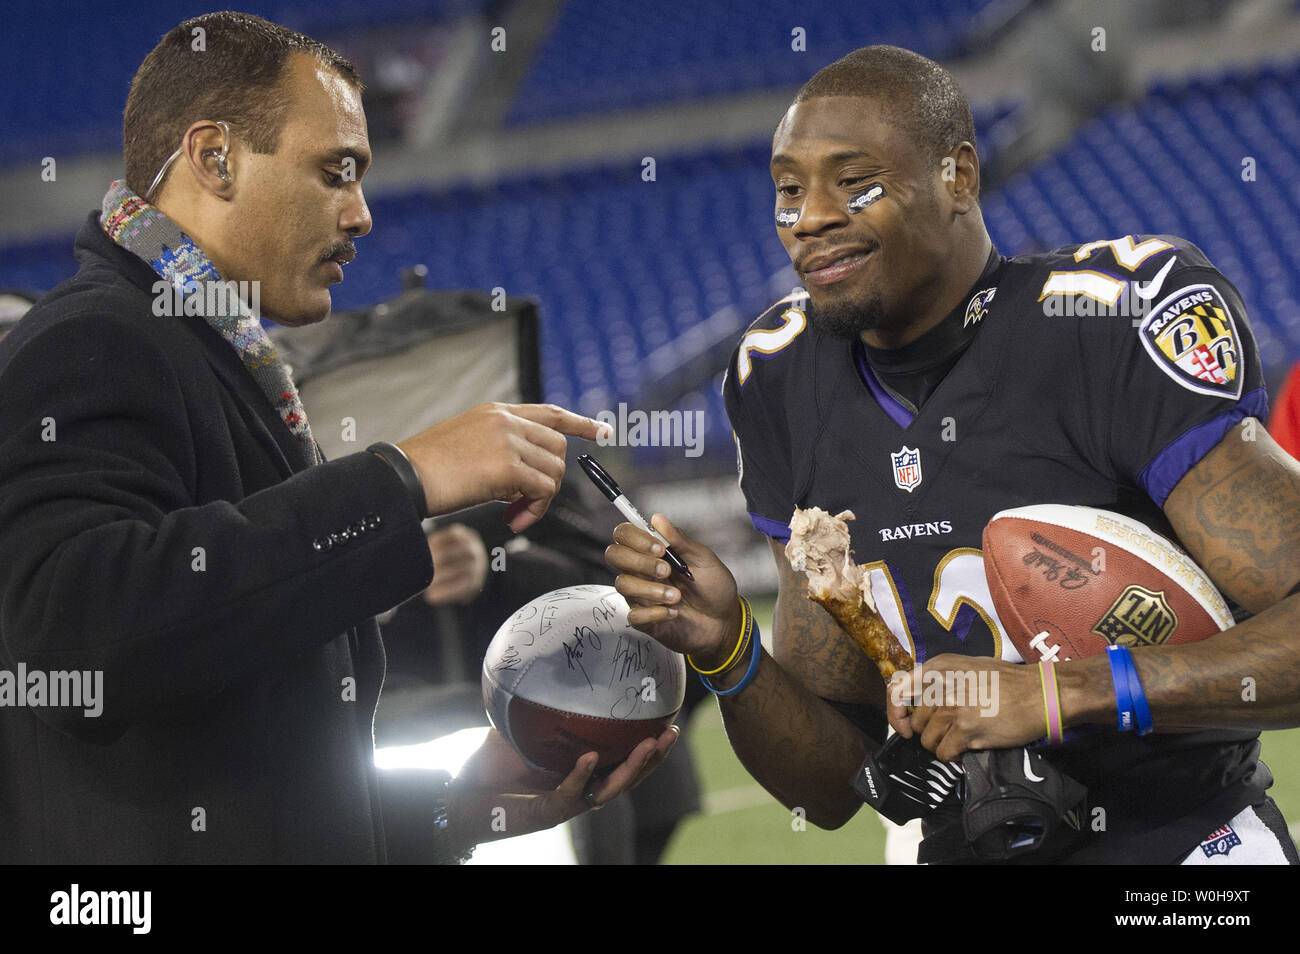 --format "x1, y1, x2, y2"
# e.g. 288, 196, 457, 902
773, 543, 884, 708
1141, 420, 1300, 729
712, 539, 879, 824
1136, 595, 1300, 729
1164, 421, 1300, 613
